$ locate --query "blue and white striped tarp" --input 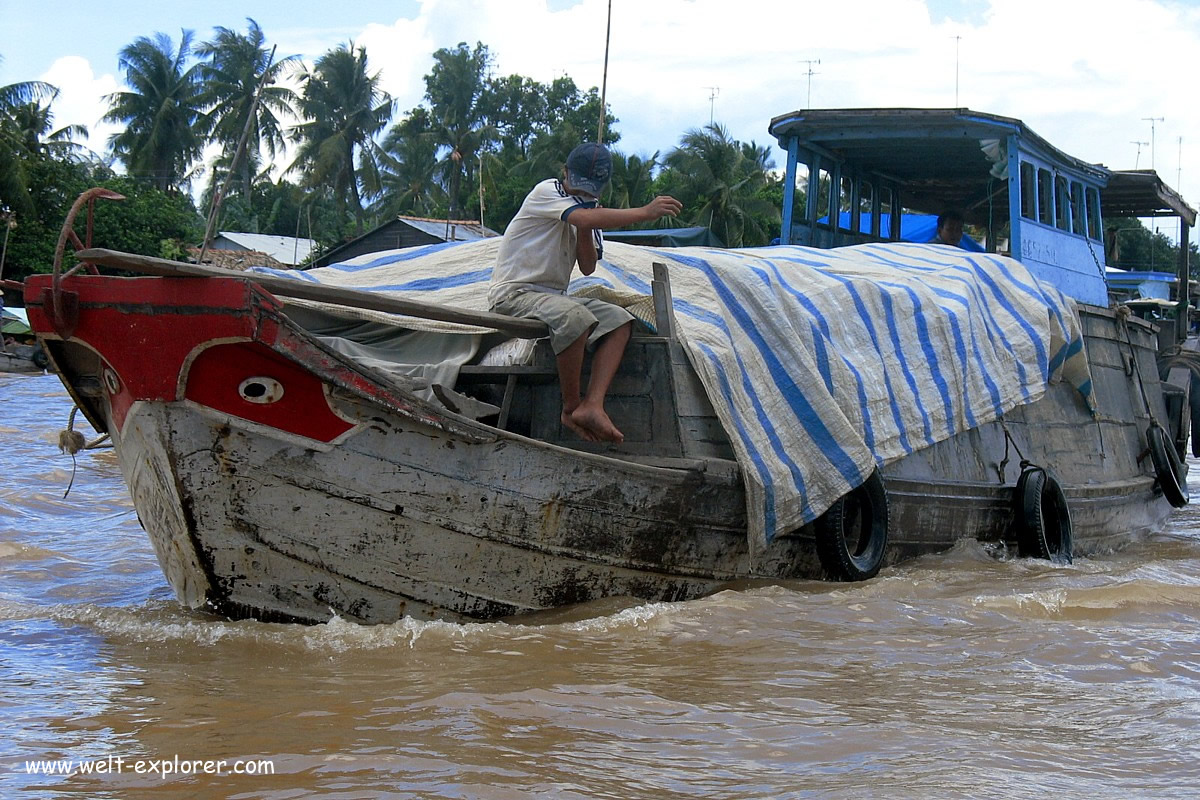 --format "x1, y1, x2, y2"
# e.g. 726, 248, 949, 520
254, 237, 1093, 551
